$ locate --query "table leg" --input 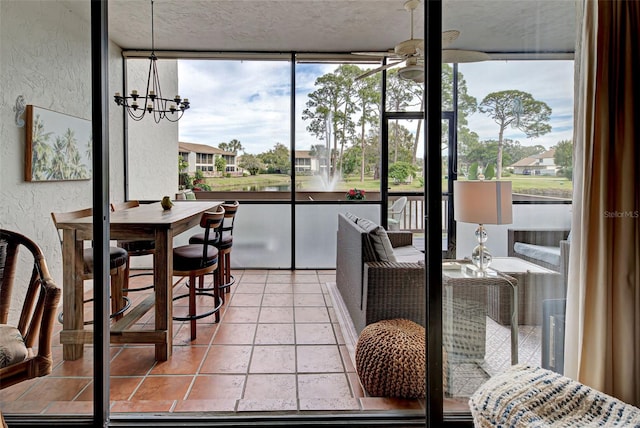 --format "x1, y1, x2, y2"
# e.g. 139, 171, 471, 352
510, 281, 519, 365
62, 229, 84, 360
154, 229, 172, 361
